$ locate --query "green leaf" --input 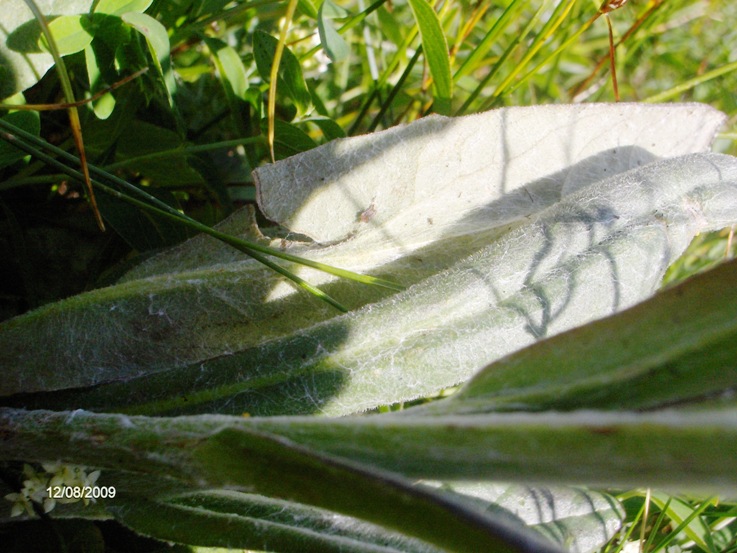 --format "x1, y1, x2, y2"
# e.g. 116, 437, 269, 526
95, 185, 194, 251
95, 0, 153, 16
318, 0, 350, 62
309, 116, 347, 141
376, 5, 404, 48
0, 0, 96, 98
84, 44, 116, 119
269, 118, 319, 157
296, 0, 319, 19
111, 490, 443, 552
417, 256, 737, 415
252, 29, 313, 115
648, 492, 715, 551
434, 483, 623, 553
0, 408, 564, 553
194, 428, 563, 553
191, 0, 232, 18
2, 406, 737, 540
0, 111, 40, 168
0, 407, 734, 497
38, 15, 95, 56
0, 105, 733, 418
204, 37, 249, 100
113, 119, 203, 186
121, 12, 168, 64
121, 11, 176, 109
406, 0, 451, 114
